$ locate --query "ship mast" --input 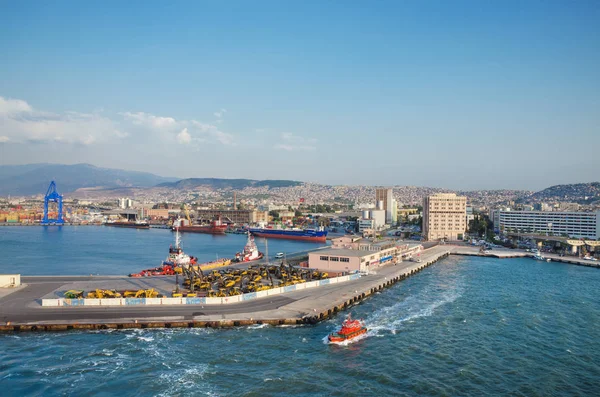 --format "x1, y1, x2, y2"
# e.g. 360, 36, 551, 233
175, 227, 181, 249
